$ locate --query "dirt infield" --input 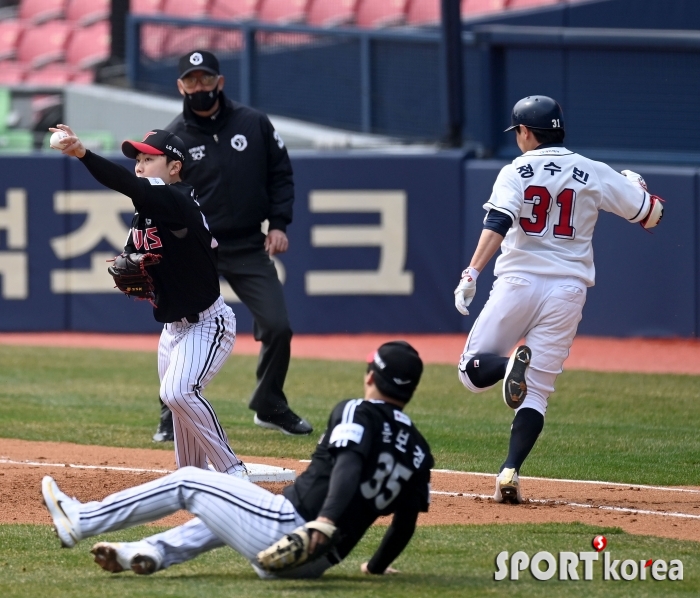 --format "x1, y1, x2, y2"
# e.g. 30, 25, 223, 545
1, 332, 700, 374
1, 333, 699, 544
3, 438, 700, 543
